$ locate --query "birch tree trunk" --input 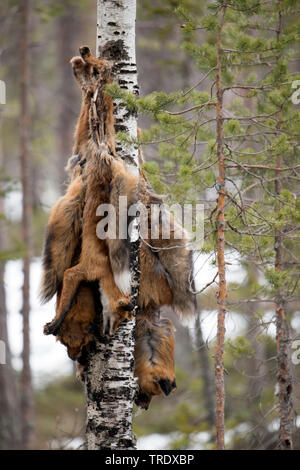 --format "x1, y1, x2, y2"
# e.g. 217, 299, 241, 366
19, 0, 34, 450
84, 0, 139, 450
